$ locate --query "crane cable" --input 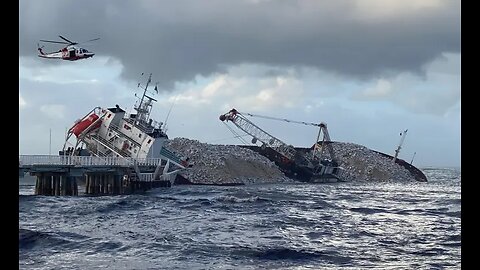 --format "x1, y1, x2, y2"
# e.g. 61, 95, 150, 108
241, 112, 321, 127
206, 134, 250, 144
222, 122, 250, 145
